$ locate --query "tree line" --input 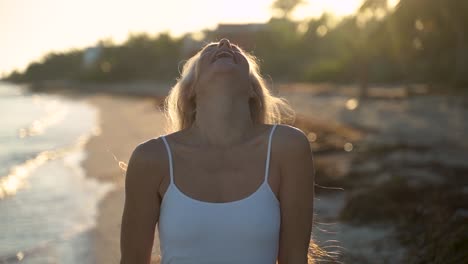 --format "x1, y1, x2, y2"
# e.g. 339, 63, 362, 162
5, 0, 468, 88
